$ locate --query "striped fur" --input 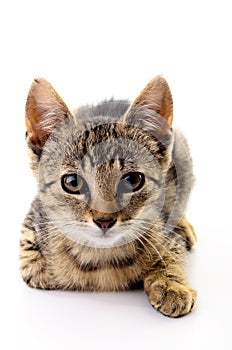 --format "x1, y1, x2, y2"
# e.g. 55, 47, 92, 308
20, 76, 197, 317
